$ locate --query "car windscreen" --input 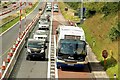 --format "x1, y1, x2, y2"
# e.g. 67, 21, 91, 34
38, 28, 49, 30
60, 40, 86, 55
28, 41, 44, 48
41, 18, 47, 22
